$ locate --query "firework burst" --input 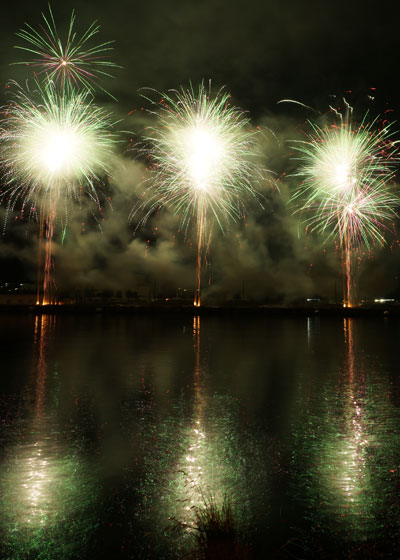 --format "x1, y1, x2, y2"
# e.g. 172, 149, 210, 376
132, 82, 265, 306
14, 5, 118, 97
0, 79, 117, 303
290, 99, 399, 306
